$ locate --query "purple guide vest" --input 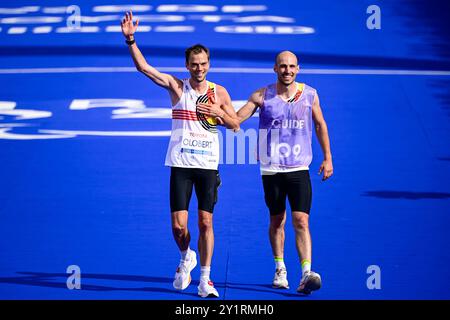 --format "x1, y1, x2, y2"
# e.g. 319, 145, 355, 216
258, 82, 316, 170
